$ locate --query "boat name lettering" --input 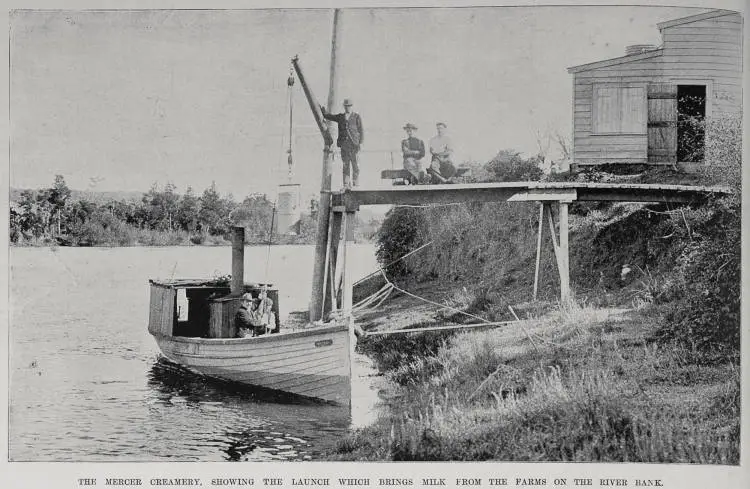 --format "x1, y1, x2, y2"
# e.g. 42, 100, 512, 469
314, 339, 333, 347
